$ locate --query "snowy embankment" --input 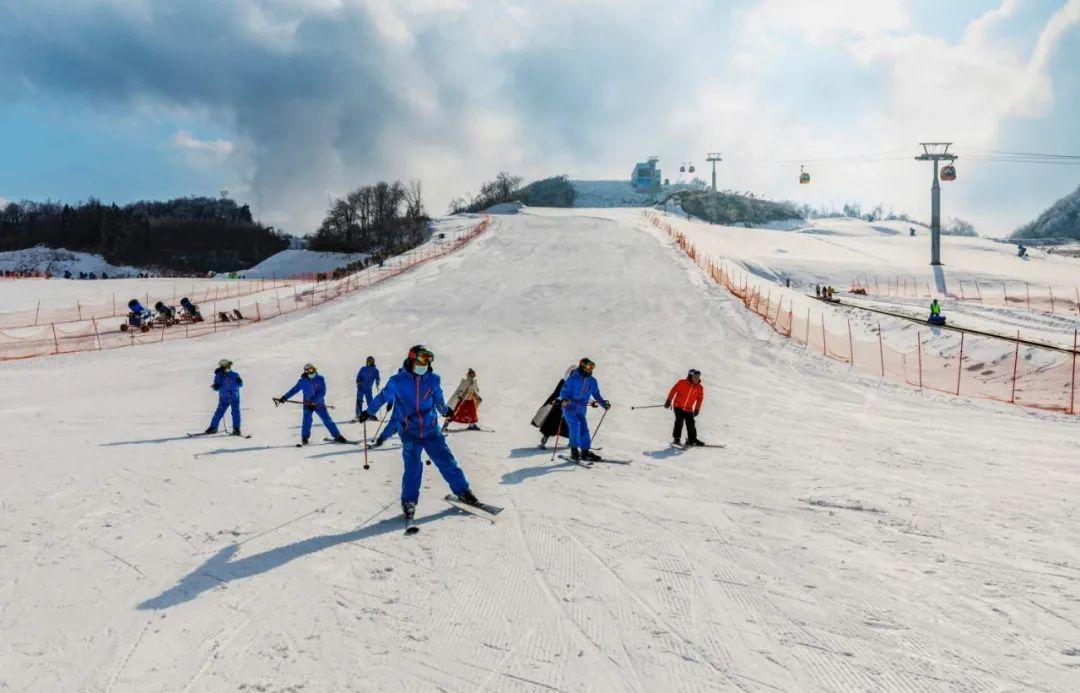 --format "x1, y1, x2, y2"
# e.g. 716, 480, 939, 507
244, 215, 484, 278
2, 208, 1079, 691
0, 245, 146, 276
